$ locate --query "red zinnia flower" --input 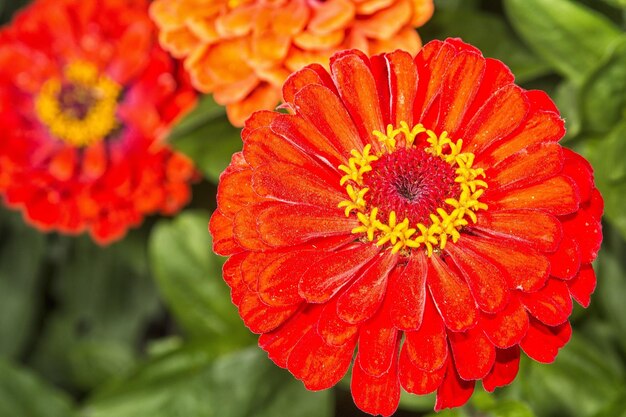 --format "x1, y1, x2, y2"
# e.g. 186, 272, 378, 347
210, 38, 603, 415
0, 0, 197, 244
